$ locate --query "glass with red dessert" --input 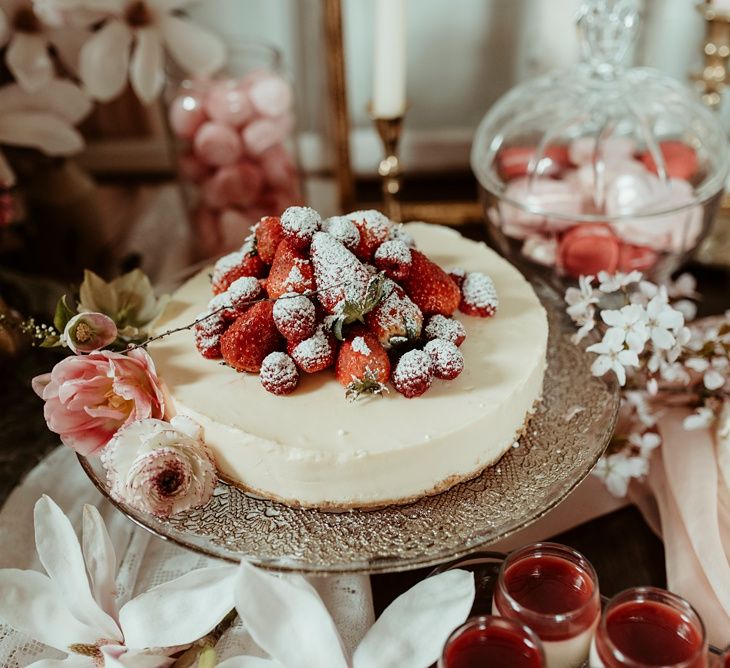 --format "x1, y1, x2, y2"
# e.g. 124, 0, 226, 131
492, 542, 601, 668
590, 587, 708, 668
439, 615, 546, 668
